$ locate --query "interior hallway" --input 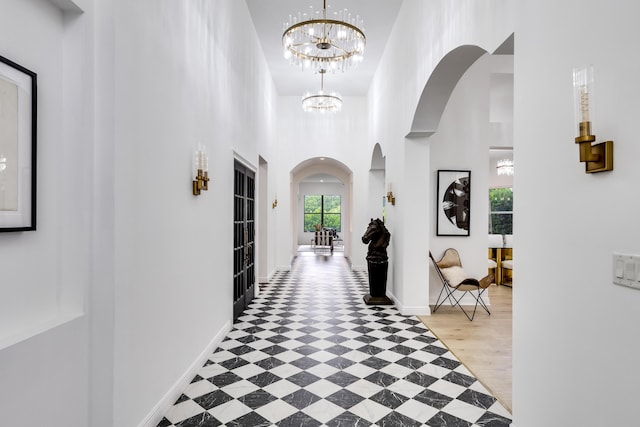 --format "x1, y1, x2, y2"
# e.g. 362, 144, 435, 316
158, 253, 511, 426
